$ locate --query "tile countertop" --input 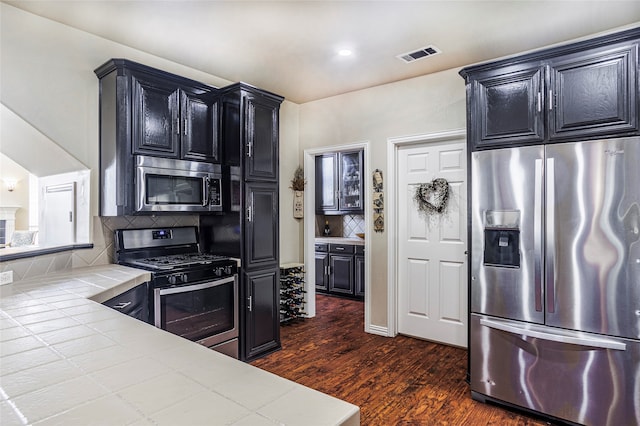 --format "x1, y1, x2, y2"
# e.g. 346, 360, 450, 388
0, 265, 360, 426
314, 237, 364, 246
